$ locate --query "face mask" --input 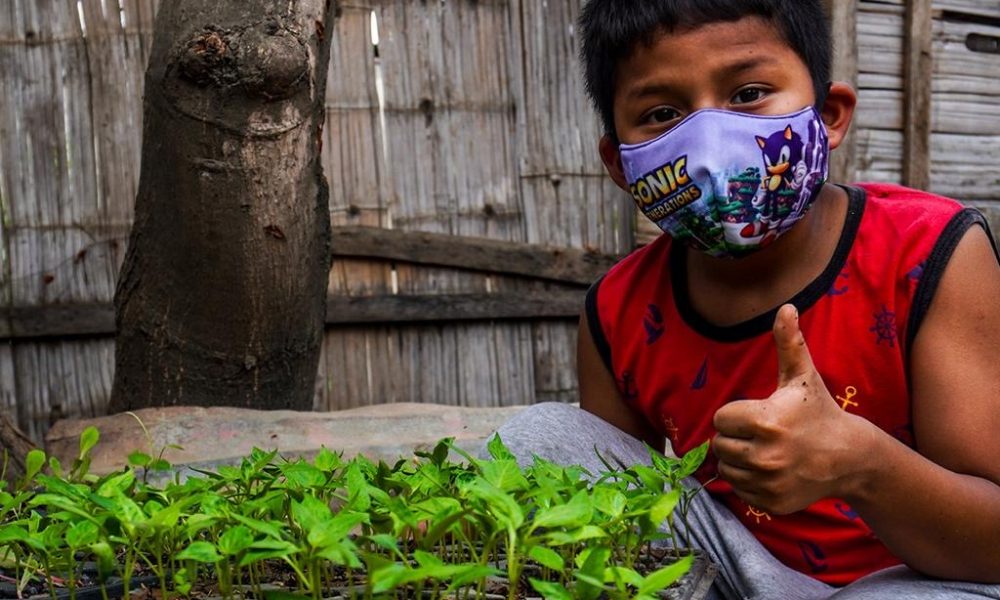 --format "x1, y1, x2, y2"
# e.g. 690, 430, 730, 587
619, 106, 829, 258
